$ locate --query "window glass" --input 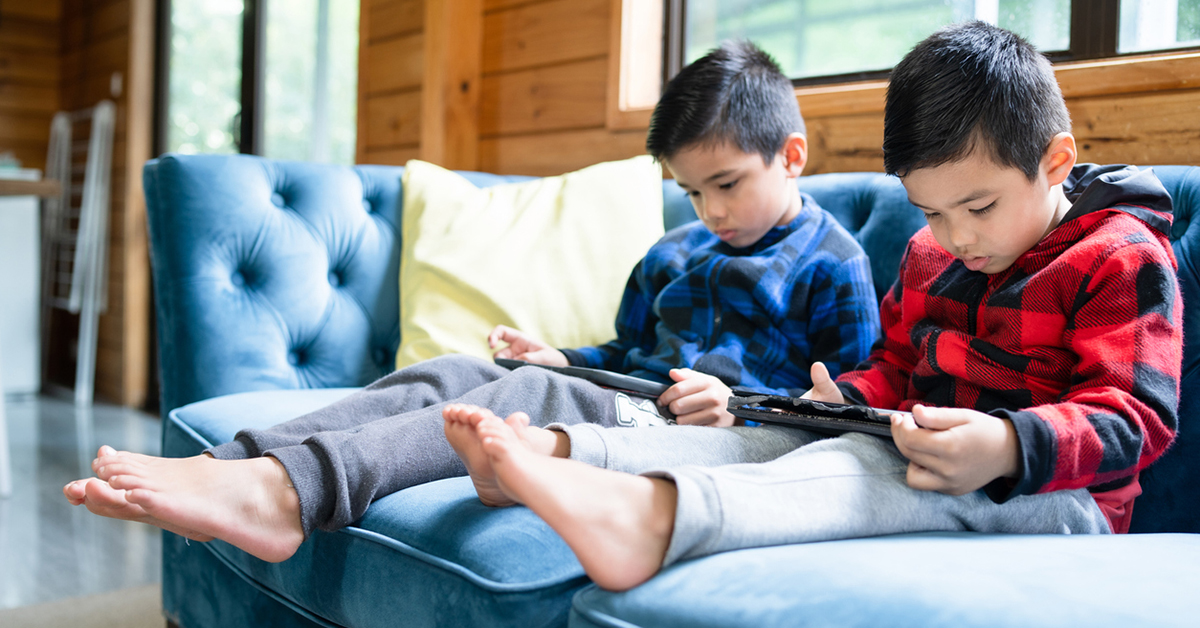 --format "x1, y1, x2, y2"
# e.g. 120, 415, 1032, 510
166, 0, 243, 154
685, 0, 1071, 80
263, 0, 359, 164
1119, 0, 1200, 54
